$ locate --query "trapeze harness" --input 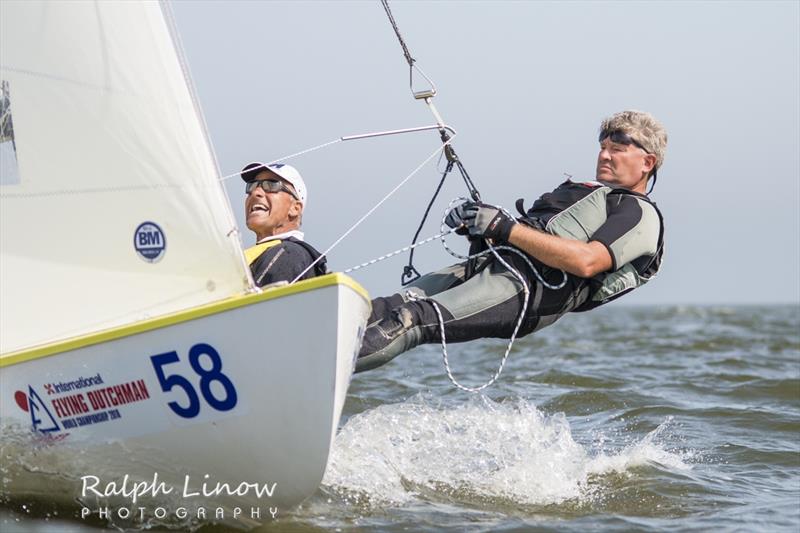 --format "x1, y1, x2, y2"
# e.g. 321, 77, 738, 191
516, 180, 665, 311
